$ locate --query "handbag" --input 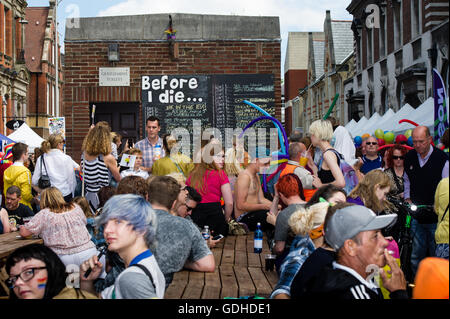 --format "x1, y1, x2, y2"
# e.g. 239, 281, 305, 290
38, 155, 51, 189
